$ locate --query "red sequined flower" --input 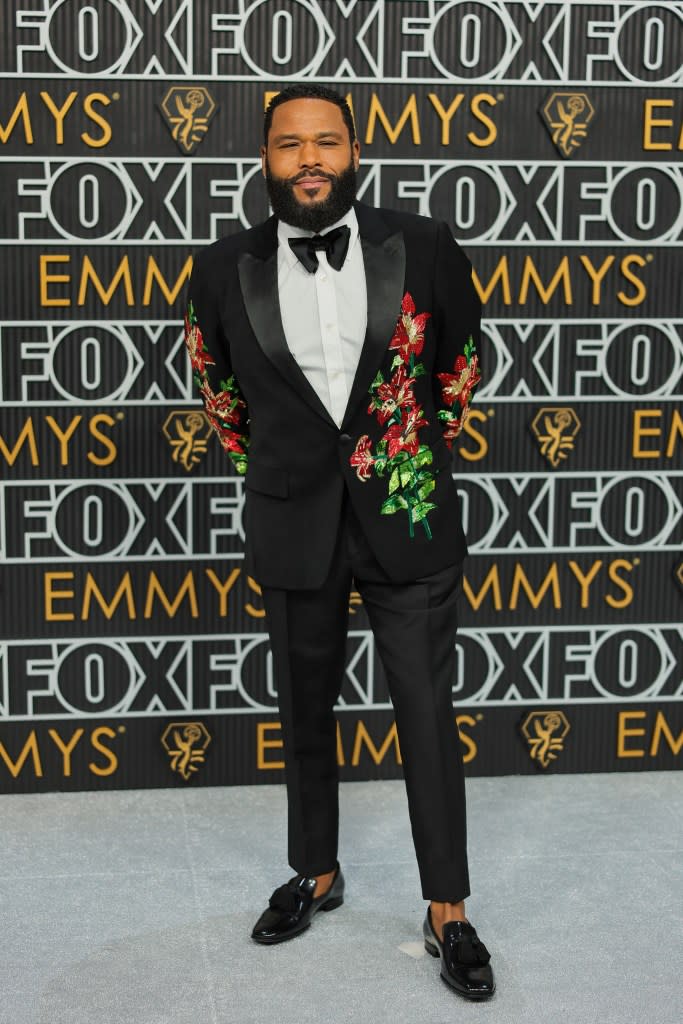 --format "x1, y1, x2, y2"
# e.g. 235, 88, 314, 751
436, 353, 480, 407
388, 293, 431, 363
184, 314, 216, 377
382, 405, 428, 459
200, 381, 245, 427
371, 364, 417, 424
349, 435, 376, 480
